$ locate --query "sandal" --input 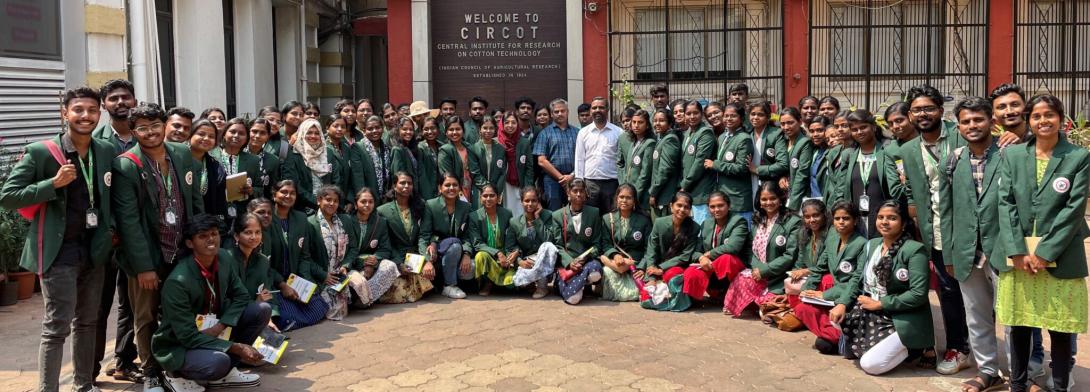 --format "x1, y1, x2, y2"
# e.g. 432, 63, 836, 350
961, 373, 1005, 392
914, 349, 937, 369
